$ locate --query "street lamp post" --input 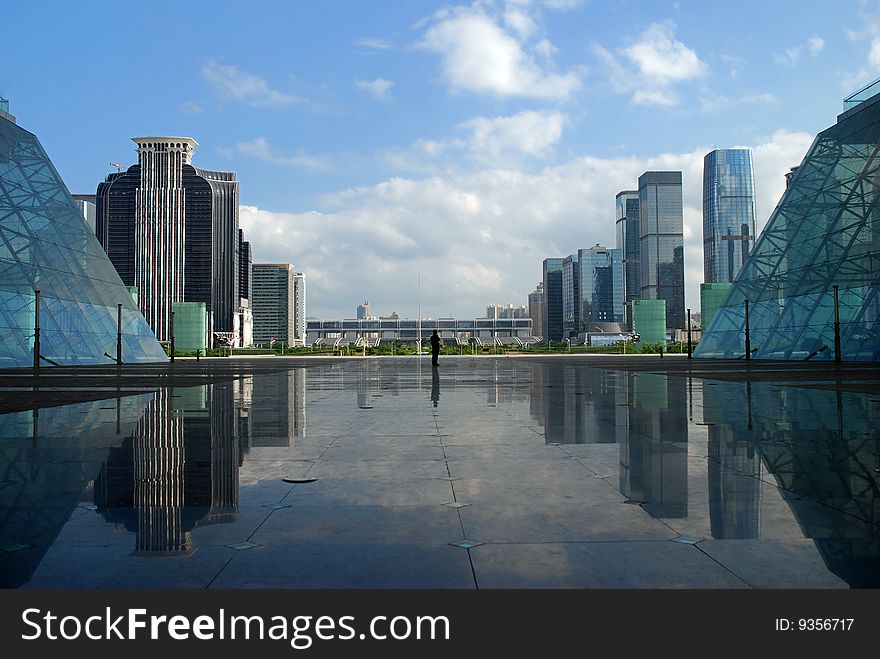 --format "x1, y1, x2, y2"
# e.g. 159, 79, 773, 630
33, 289, 41, 369
686, 308, 692, 359
832, 285, 841, 363
744, 298, 751, 361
